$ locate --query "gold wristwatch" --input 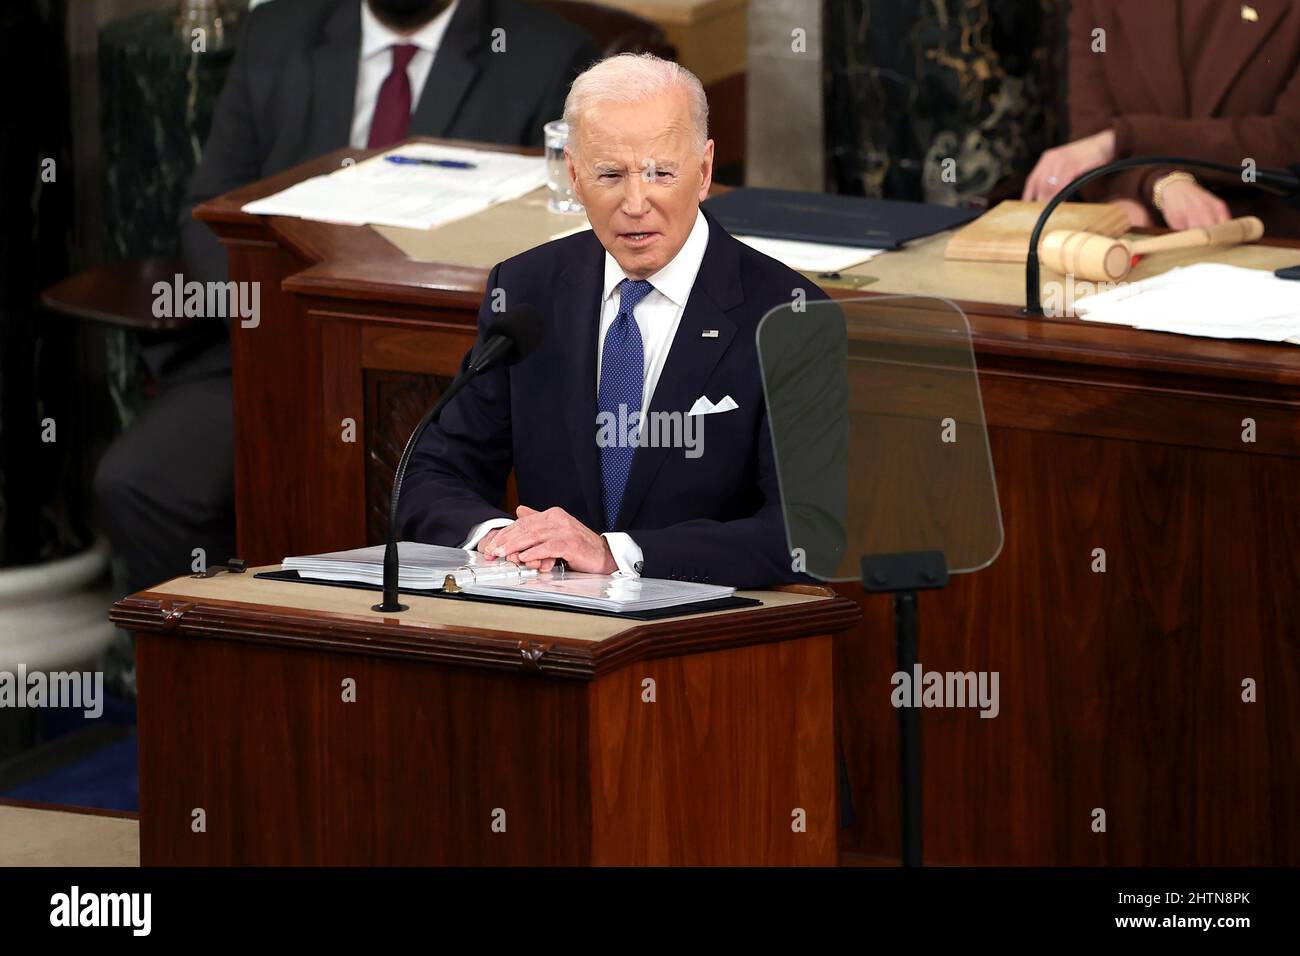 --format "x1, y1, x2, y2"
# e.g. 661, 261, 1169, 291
1152, 171, 1196, 211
